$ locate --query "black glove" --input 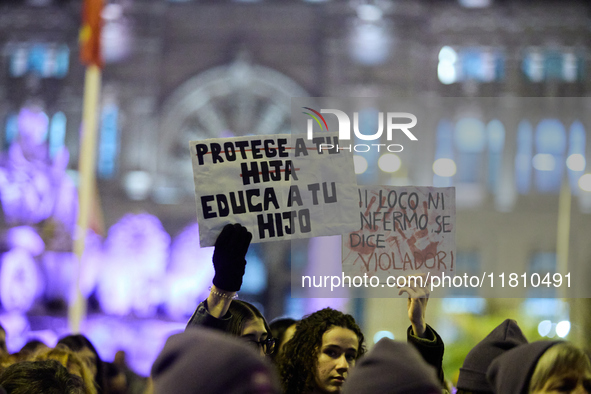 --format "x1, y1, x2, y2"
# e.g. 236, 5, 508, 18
212, 223, 253, 292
